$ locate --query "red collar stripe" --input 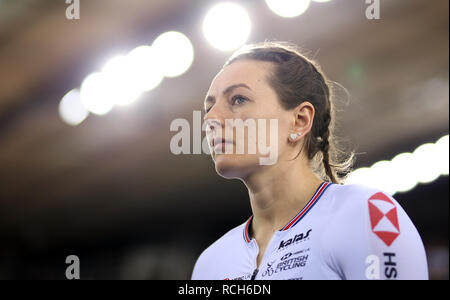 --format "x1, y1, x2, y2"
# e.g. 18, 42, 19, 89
243, 181, 331, 243
243, 216, 253, 243
281, 181, 330, 231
